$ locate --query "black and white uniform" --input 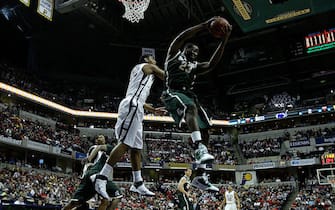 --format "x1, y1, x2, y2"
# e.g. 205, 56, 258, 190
115, 63, 154, 149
